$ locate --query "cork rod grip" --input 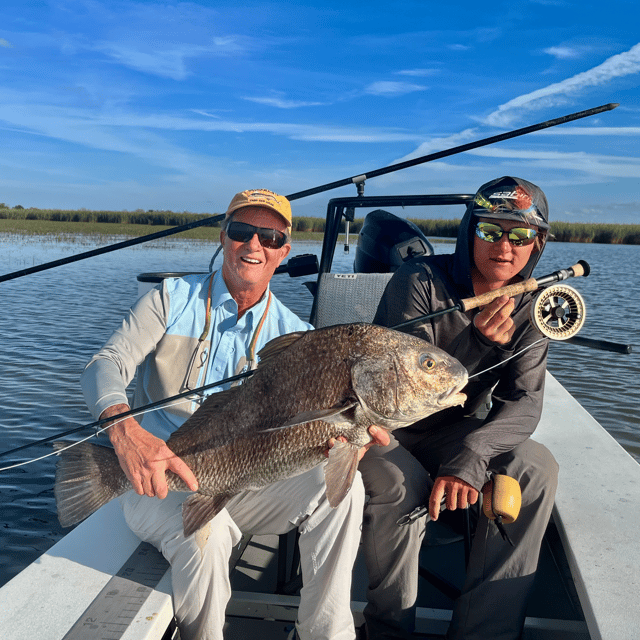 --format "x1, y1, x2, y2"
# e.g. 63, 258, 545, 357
461, 278, 539, 311
460, 262, 589, 312
569, 261, 587, 278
